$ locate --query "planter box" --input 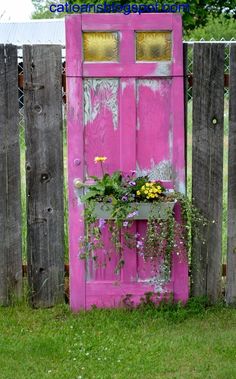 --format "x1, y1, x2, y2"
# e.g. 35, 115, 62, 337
92, 201, 176, 220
